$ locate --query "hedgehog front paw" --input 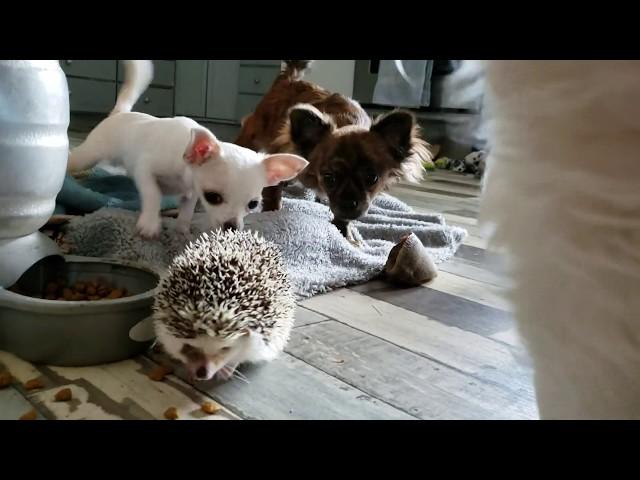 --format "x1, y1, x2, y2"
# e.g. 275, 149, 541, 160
216, 363, 239, 382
